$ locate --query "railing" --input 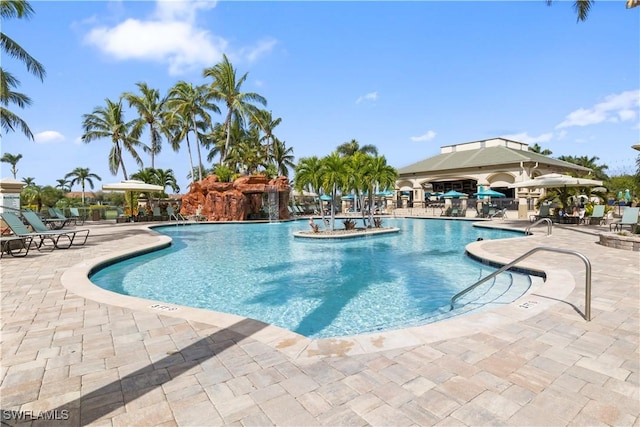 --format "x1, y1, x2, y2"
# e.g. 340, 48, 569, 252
450, 247, 592, 321
525, 217, 553, 236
